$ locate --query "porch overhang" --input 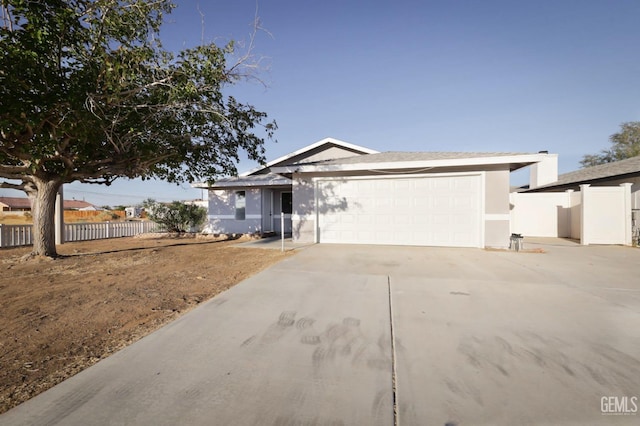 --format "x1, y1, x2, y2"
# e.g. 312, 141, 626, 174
192, 174, 292, 190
